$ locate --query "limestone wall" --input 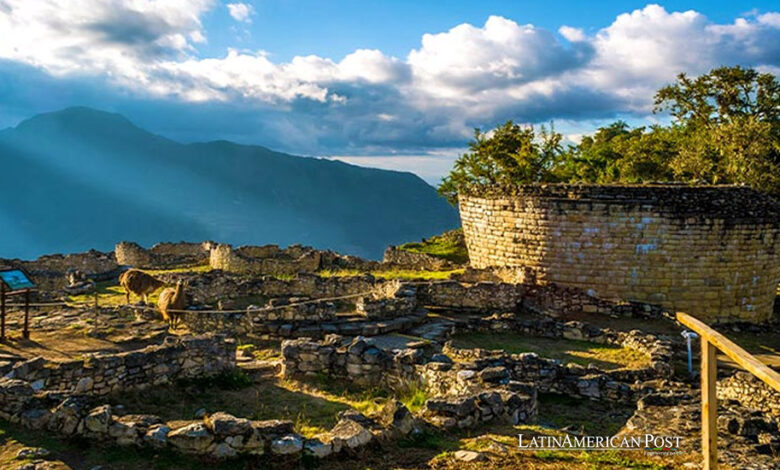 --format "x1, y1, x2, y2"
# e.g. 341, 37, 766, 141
459, 185, 780, 323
